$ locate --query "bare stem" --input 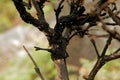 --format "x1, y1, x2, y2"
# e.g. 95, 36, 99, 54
90, 39, 100, 58
23, 45, 45, 80
54, 59, 69, 80
105, 48, 120, 61
101, 36, 112, 57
